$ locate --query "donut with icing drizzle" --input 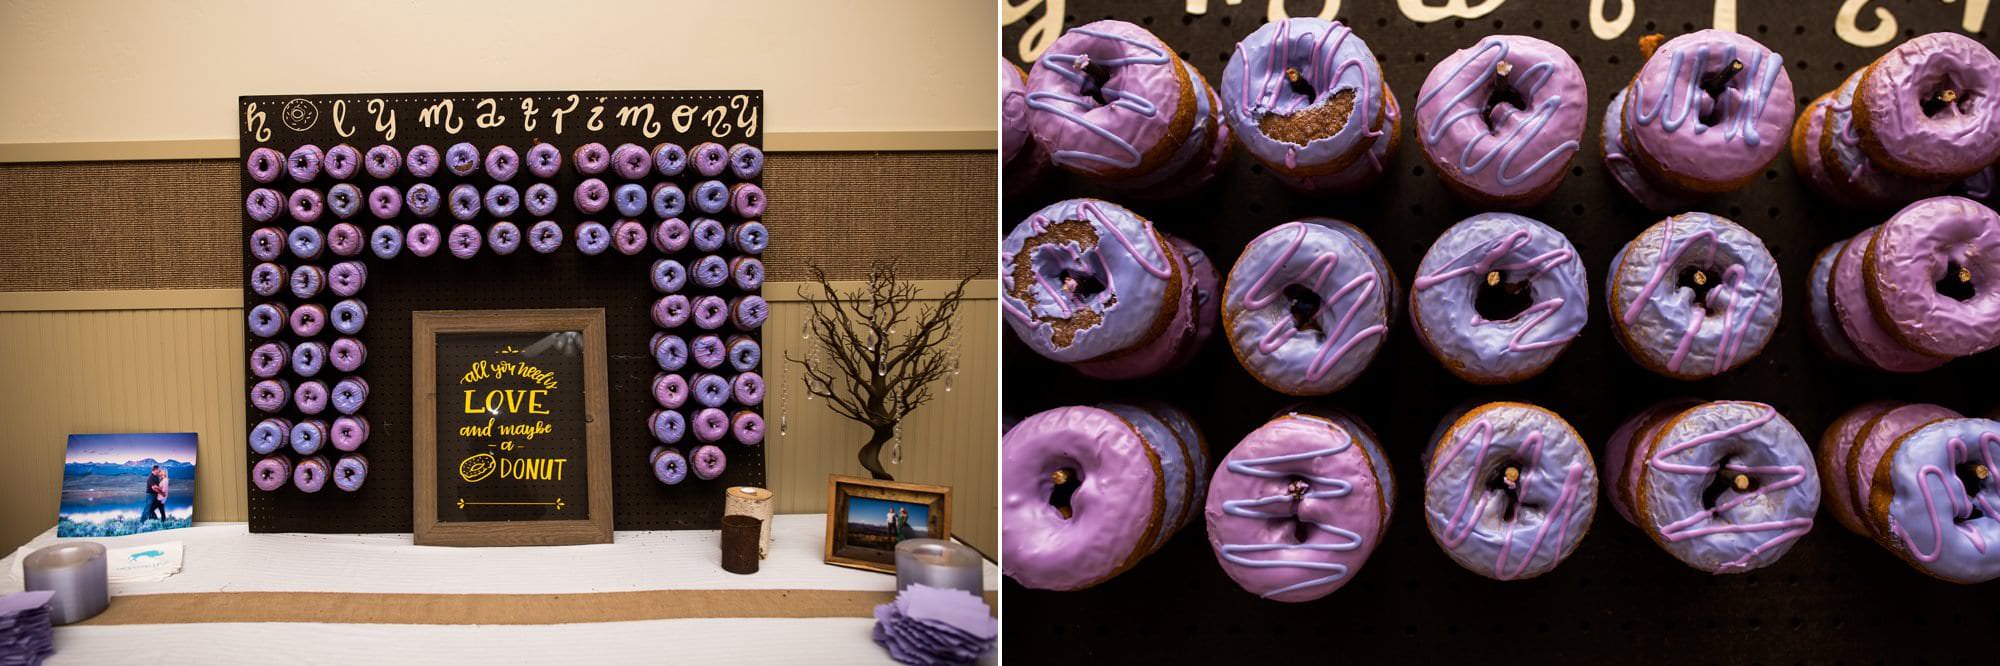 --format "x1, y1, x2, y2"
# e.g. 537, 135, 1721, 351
1222, 218, 1393, 395
1204, 408, 1391, 601
1411, 213, 1586, 384
1222, 18, 1391, 185
1415, 35, 1586, 207
1621, 30, 1795, 194
1606, 213, 1781, 380
1628, 401, 1818, 574
1423, 402, 1596, 580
